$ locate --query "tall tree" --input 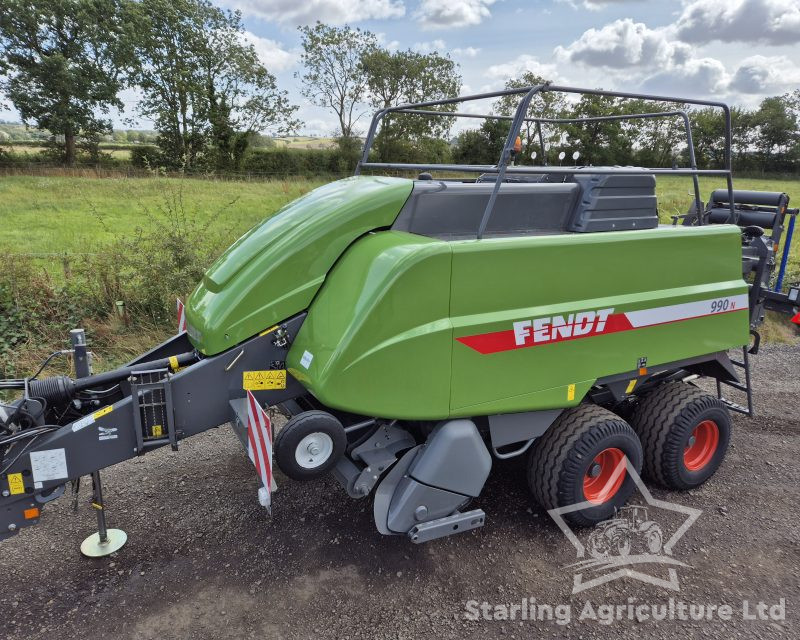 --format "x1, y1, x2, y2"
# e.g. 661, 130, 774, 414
131, 0, 298, 170
361, 48, 461, 162
0, 0, 130, 165
297, 22, 377, 139
753, 95, 797, 159
494, 74, 566, 161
